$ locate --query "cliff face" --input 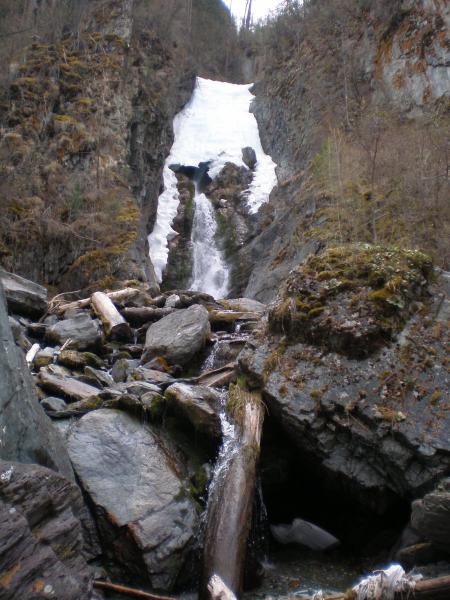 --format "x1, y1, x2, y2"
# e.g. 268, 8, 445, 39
0, 0, 237, 294
242, 0, 449, 302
